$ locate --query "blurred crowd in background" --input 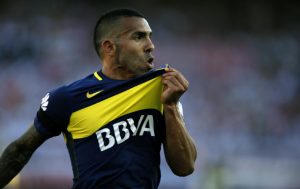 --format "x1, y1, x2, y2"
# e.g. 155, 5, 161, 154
0, 0, 300, 189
